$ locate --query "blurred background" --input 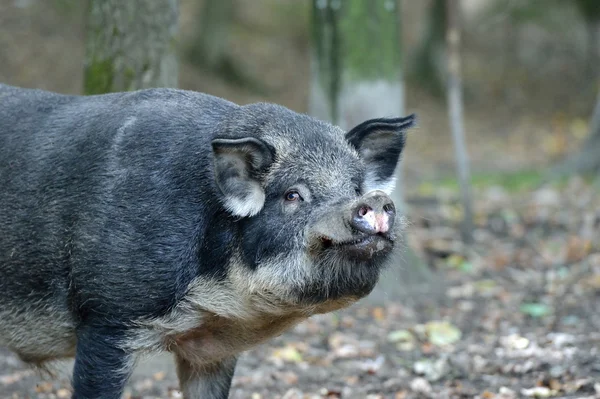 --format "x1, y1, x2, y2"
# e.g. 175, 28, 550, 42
1, 0, 599, 179
1, 0, 599, 398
